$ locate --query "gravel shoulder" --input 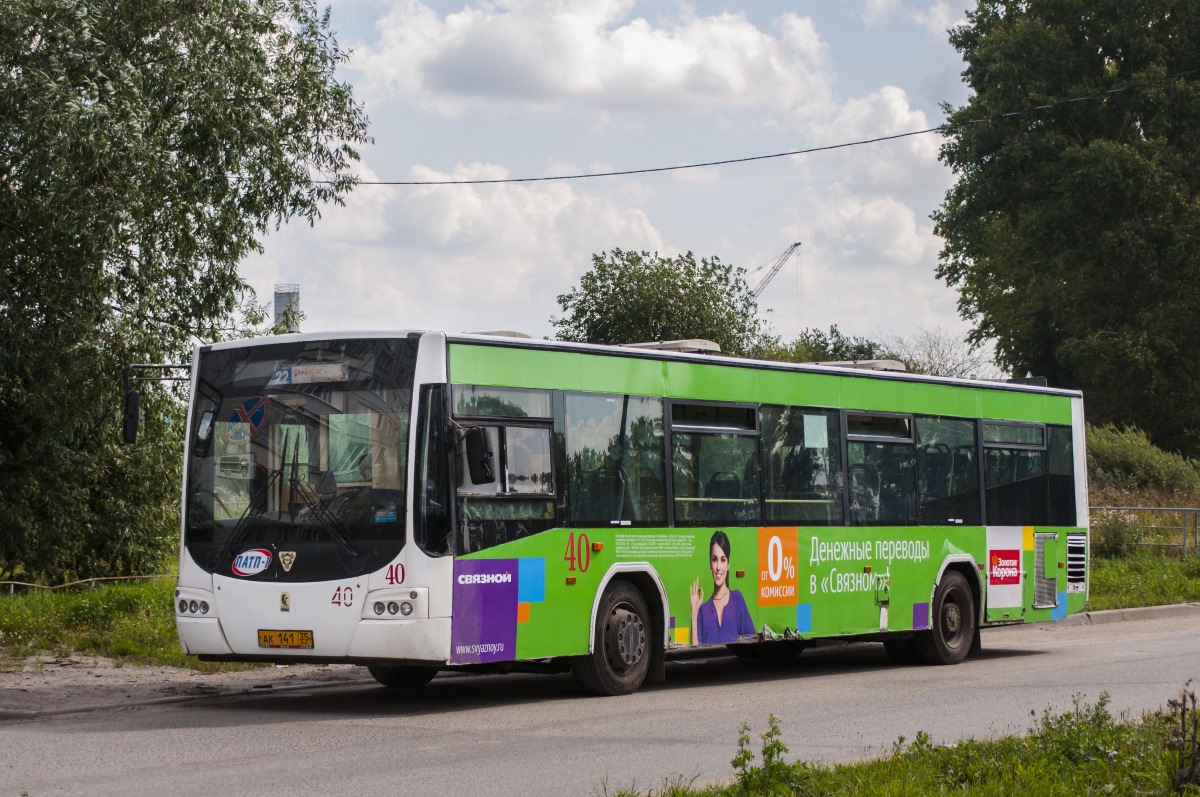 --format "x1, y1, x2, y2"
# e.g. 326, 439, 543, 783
0, 656, 372, 717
